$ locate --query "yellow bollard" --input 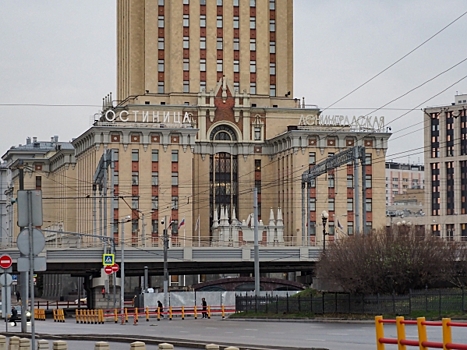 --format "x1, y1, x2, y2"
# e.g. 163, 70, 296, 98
442, 318, 452, 350
375, 316, 385, 350
169, 306, 173, 320
114, 308, 118, 323
194, 305, 197, 319
417, 317, 428, 350
157, 307, 161, 321
395, 316, 406, 350
181, 306, 185, 320
145, 306, 149, 322
221, 304, 225, 319
53, 309, 57, 322
207, 305, 211, 319
125, 307, 129, 323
